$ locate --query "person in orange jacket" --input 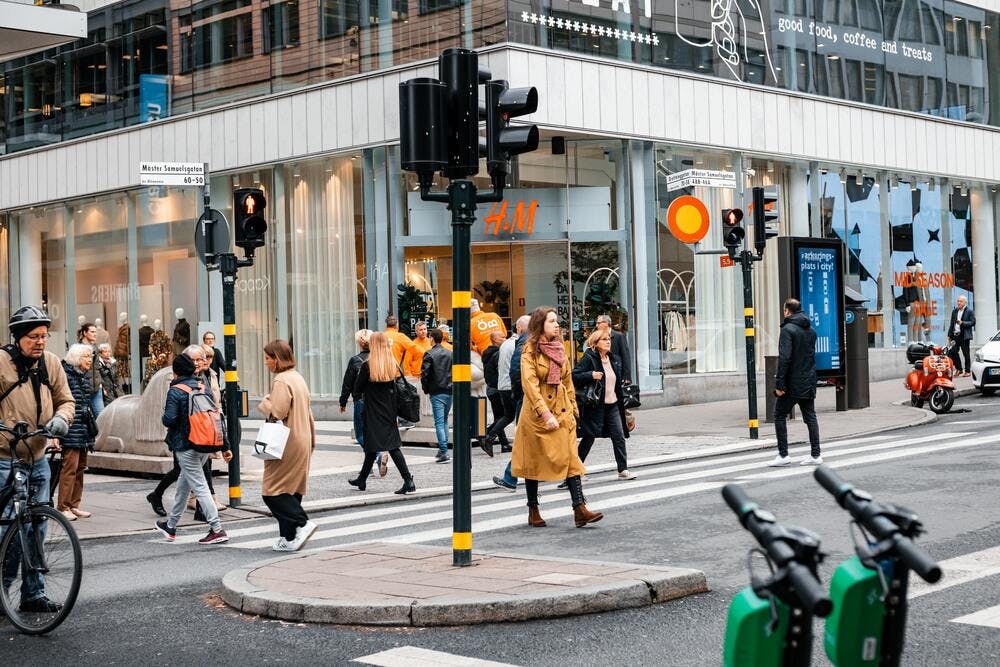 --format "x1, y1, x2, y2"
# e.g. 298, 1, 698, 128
470, 298, 507, 355
403, 321, 432, 379
384, 315, 414, 367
